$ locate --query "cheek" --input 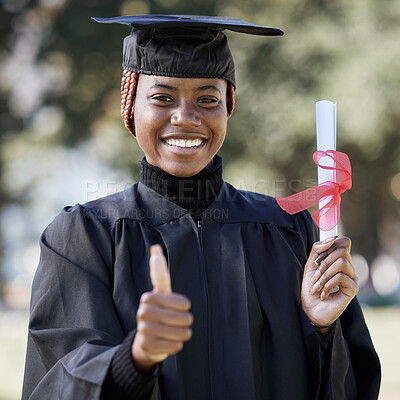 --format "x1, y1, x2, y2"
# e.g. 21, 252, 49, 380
134, 106, 155, 138
211, 111, 228, 141
133, 109, 168, 157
